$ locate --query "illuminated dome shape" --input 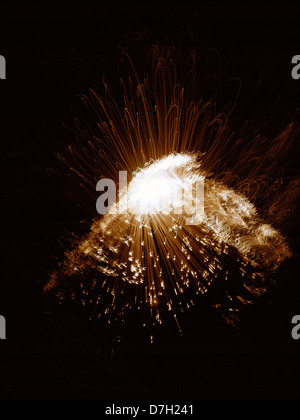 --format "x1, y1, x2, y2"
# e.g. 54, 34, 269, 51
46, 152, 291, 332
